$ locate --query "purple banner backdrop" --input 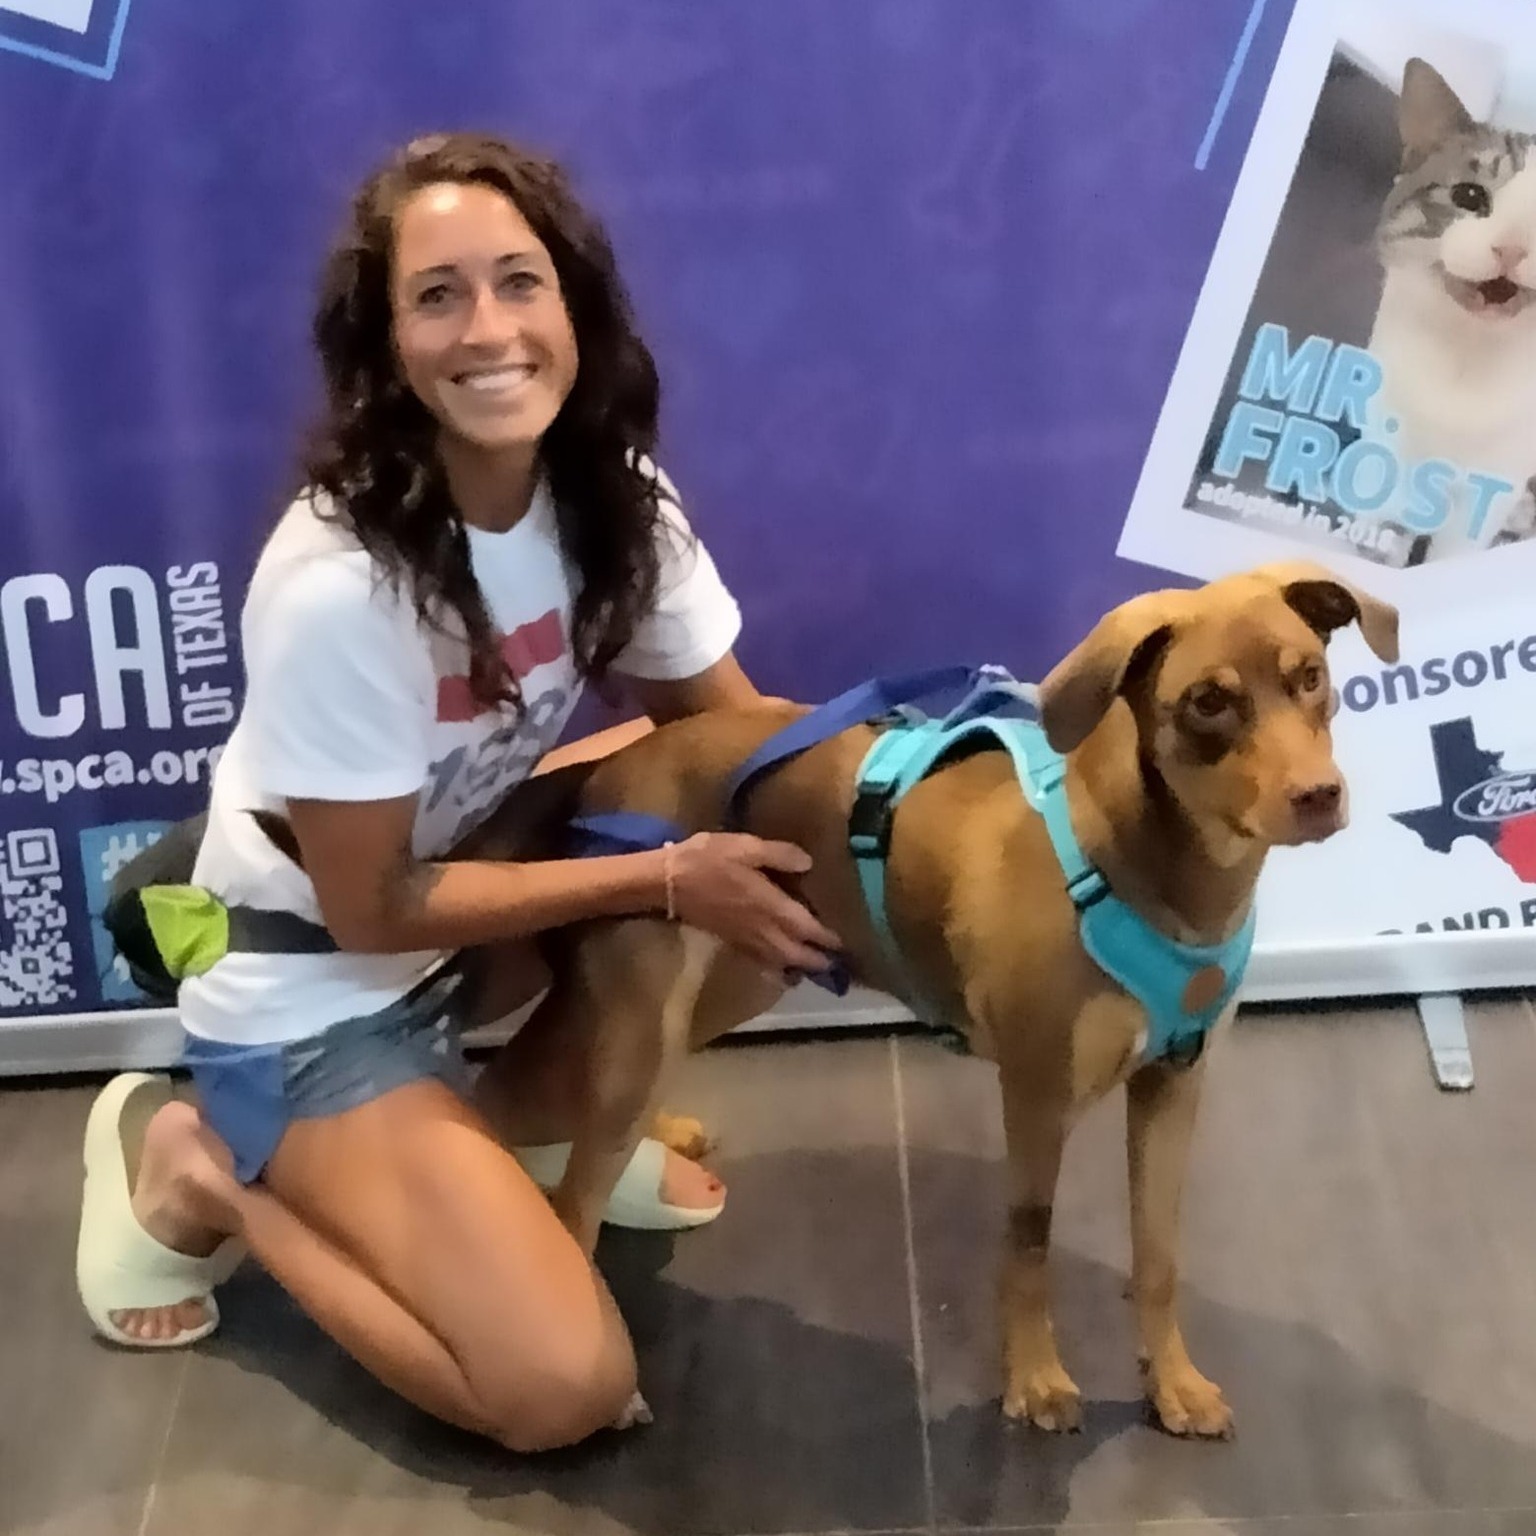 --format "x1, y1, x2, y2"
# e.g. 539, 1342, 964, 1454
0, 0, 1293, 1022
